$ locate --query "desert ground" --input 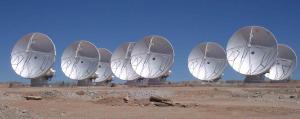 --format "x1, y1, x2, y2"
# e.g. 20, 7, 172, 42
0, 83, 300, 119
